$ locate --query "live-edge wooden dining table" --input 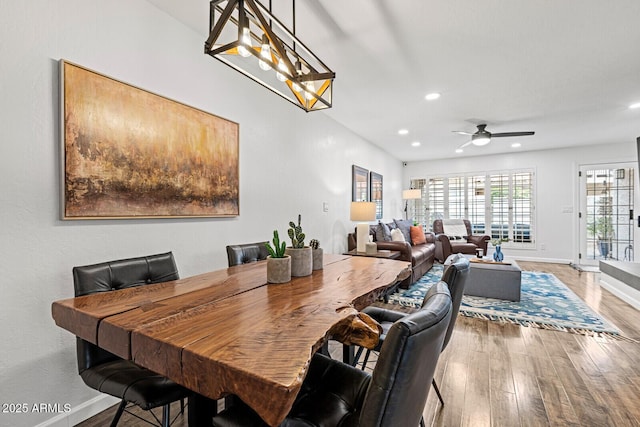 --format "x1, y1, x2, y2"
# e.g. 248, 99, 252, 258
52, 254, 411, 426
